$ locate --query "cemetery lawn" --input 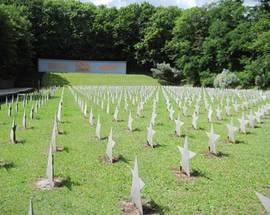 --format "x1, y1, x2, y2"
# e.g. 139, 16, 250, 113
1, 86, 270, 214
42, 72, 159, 86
